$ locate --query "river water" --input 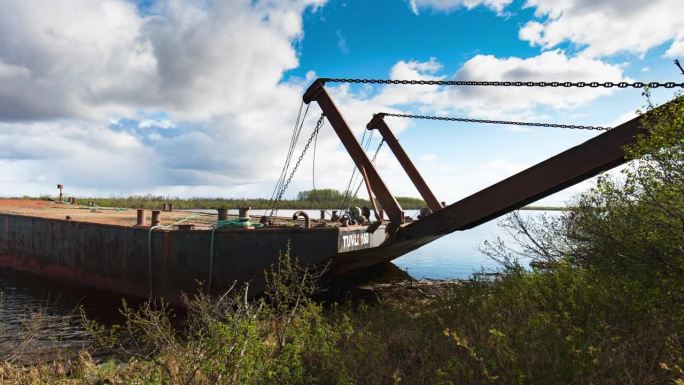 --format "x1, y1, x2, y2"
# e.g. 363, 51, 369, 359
0, 209, 552, 361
